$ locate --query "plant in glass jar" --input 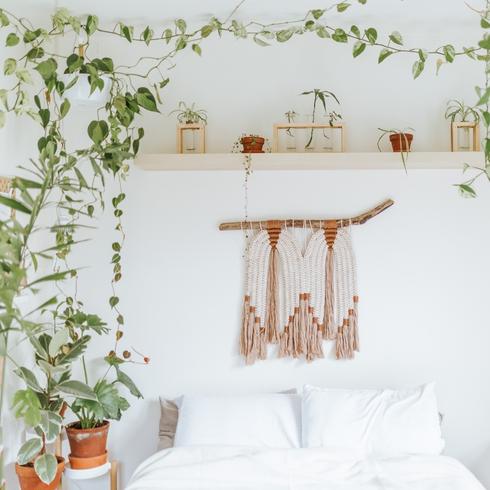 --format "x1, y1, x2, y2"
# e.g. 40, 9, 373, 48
445, 100, 480, 151
300, 89, 341, 151
170, 101, 207, 153
284, 110, 298, 151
